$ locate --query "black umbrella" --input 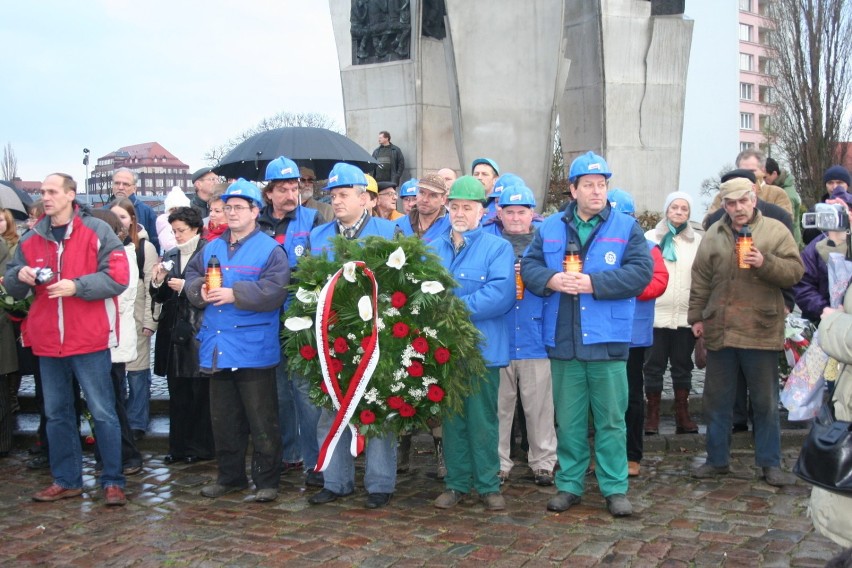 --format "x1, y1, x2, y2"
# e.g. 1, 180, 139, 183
214, 127, 378, 181
0, 180, 34, 220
